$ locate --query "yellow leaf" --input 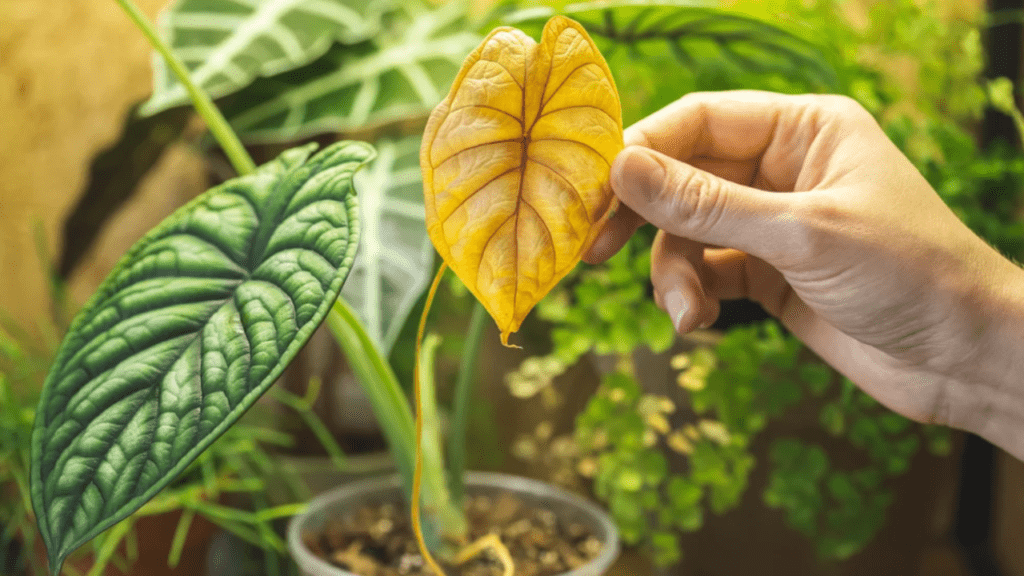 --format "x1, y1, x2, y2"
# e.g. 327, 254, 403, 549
421, 16, 623, 346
